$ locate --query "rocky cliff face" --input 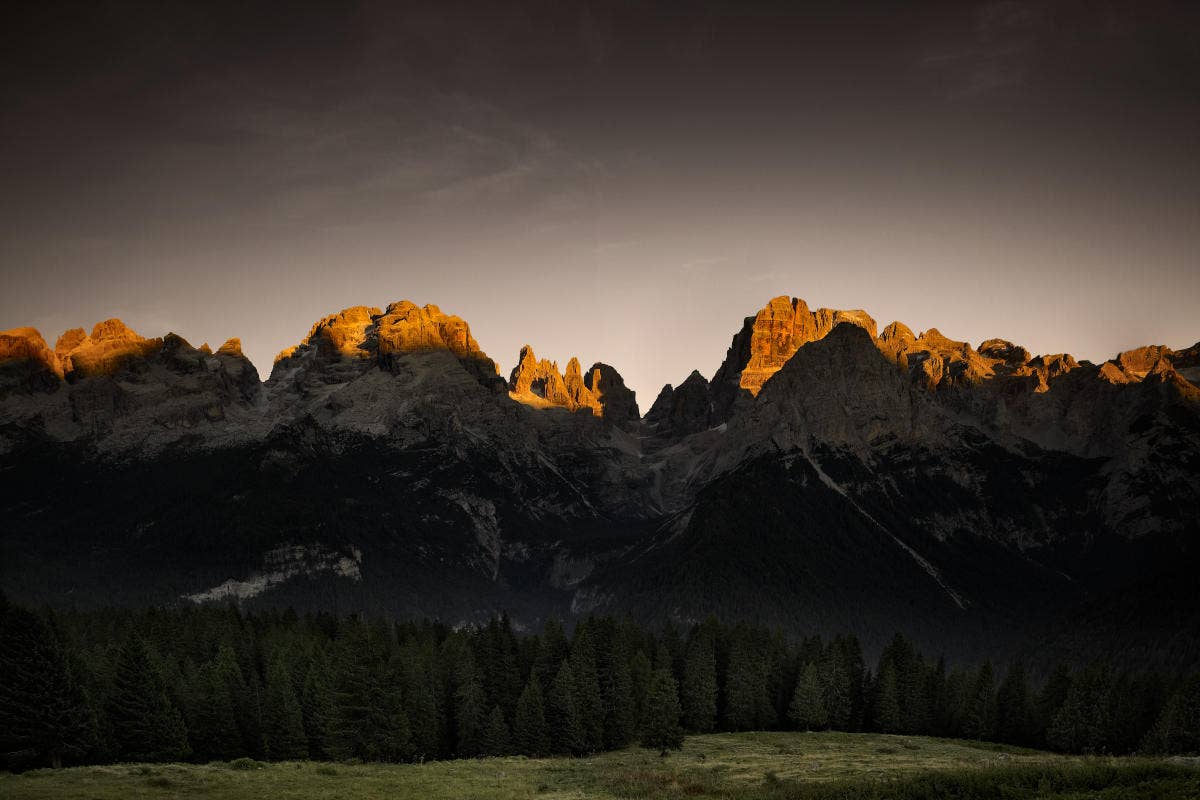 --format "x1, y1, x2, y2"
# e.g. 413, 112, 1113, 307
0, 319, 264, 454
507, 345, 639, 424
2, 294, 1197, 665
